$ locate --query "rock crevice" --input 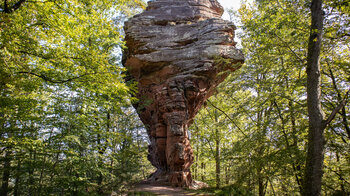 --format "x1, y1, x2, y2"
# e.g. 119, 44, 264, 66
123, 0, 244, 187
